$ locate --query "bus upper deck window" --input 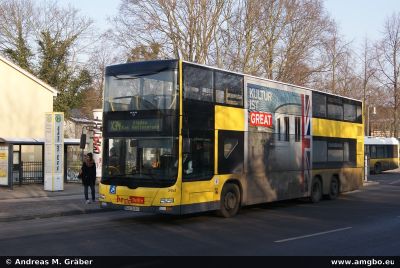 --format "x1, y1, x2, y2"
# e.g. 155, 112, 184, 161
183, 65, 213, 102
215, 71, 243, 107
